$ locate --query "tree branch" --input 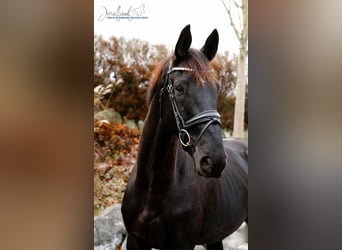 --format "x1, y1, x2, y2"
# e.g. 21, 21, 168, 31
221, 0, 241, 40
241, 0, 248, 43
232, 0, 242, 9
235, 0, 243, 35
